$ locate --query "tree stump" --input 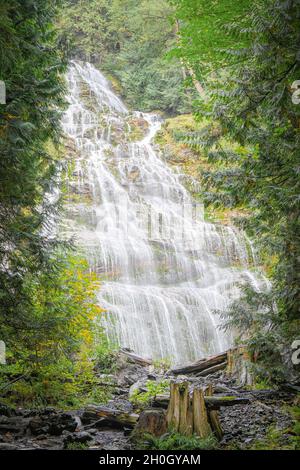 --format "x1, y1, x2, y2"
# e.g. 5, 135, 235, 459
205, 384, 223, 440
226, 347, 254, 386
135, 409, 167, 437
192, 388, 211, 438
166, 382, 211, 438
